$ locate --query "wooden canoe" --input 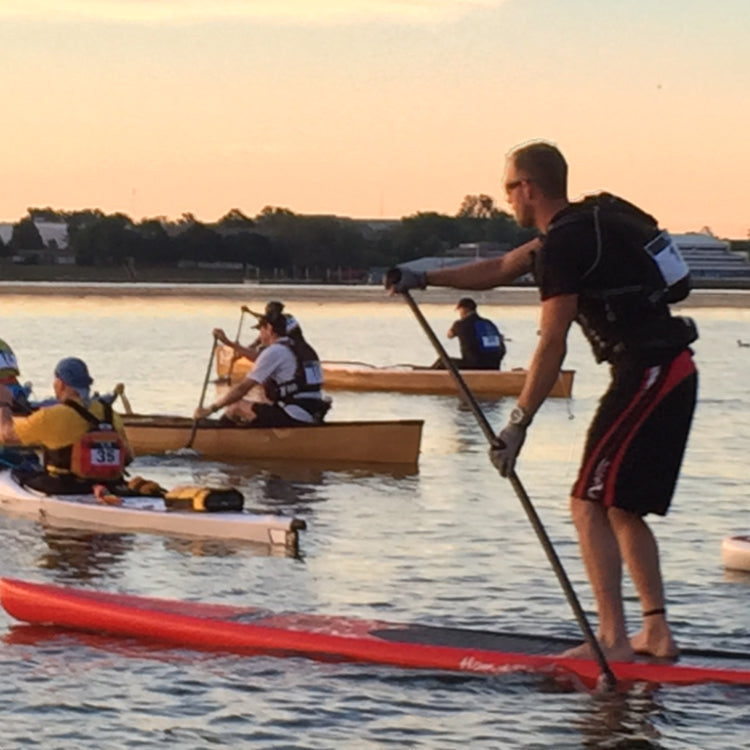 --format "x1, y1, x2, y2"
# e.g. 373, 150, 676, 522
123, 414, 423, 467
215, 344, 575, 398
